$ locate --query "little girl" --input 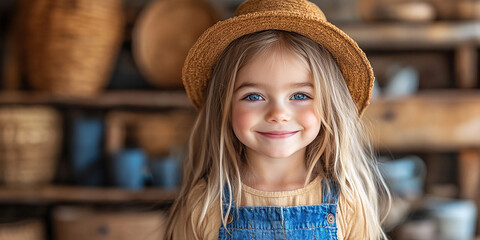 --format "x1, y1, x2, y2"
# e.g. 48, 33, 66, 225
165, 0, 390, 239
